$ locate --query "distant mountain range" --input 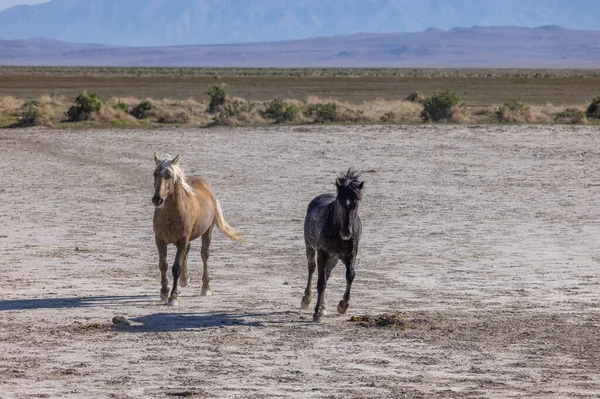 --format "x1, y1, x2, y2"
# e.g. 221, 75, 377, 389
0, 26, 599, 68
0, 0, 599, 46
